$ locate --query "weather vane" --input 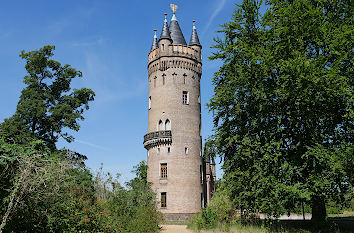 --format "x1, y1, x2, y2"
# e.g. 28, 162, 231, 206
170, 4, 178, 13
